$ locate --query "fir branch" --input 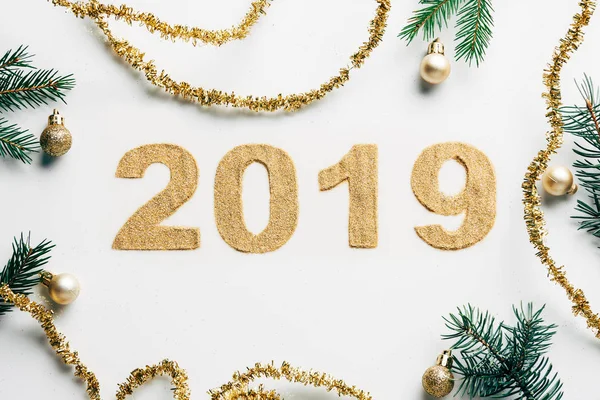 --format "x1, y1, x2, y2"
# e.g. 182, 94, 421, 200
0, 68, 75, 112
563, 76, 600, 240
399, 0, 495, 66
455, 0, 494, 66
0, 45, 34, 76
0, 118, 39, 164
509, 304, 556, 368
563, 75, 600, 140
443, 304, 563, 399
0, 234, 54, 317
398, 0, 464, 43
